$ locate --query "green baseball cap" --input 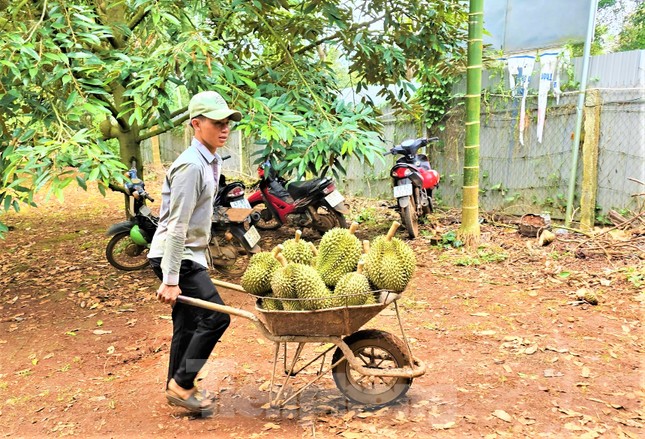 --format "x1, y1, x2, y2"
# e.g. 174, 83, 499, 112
188, 91, 242, 122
